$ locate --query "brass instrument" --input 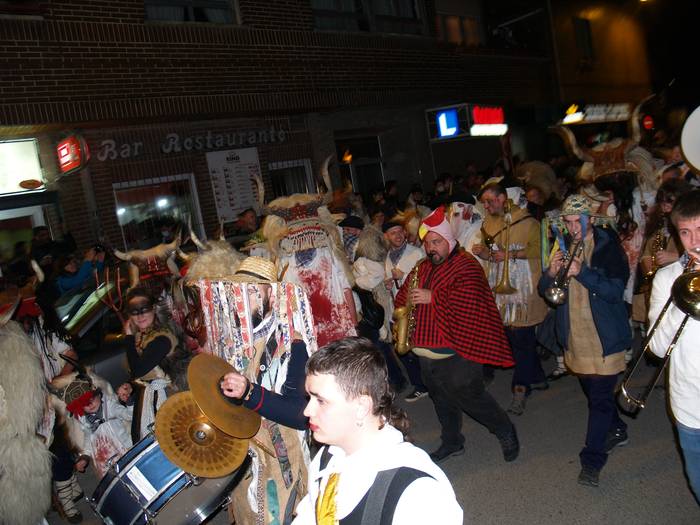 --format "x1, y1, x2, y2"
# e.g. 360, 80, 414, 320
393, 260, 423, 355
493, 200, 517, 295
544, 240, 585, 305
619, 253, 700, 412
644, 227, 669, 282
